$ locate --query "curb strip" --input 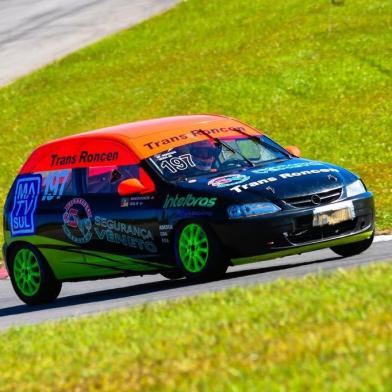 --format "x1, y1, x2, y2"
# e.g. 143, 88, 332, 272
374, 235, 392, 243
0, 267, 8, 280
